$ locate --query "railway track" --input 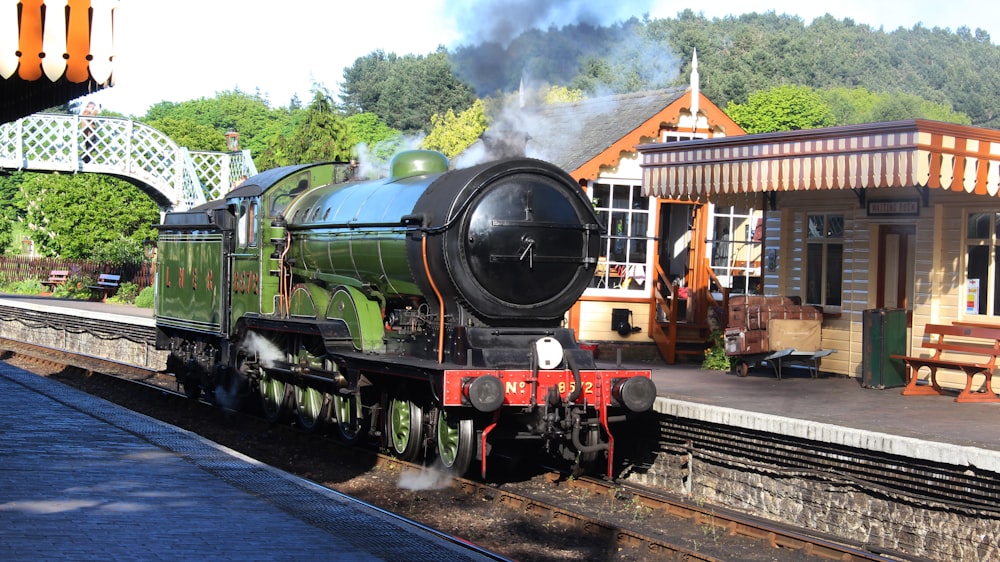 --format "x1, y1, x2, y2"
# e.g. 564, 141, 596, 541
0, 335, 911, 562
